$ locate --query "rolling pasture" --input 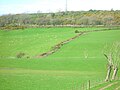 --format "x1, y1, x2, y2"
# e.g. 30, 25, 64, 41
0, 28, 77, 58
0, 27, 120, 90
